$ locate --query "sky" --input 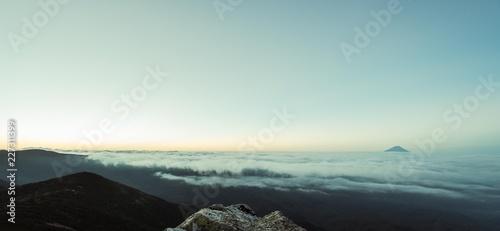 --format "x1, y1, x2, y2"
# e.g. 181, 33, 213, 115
1, 0, 499, 152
